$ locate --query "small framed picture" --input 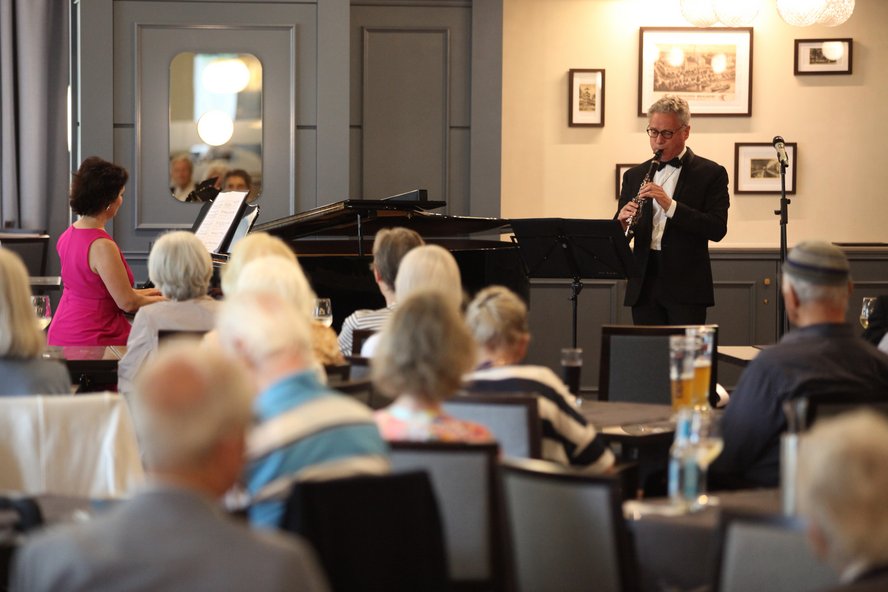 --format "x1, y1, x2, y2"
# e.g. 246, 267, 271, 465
794, 38, 852, 75
569, 69, 605, 127
734, 142, 797, 195
615, 164, 639, 200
